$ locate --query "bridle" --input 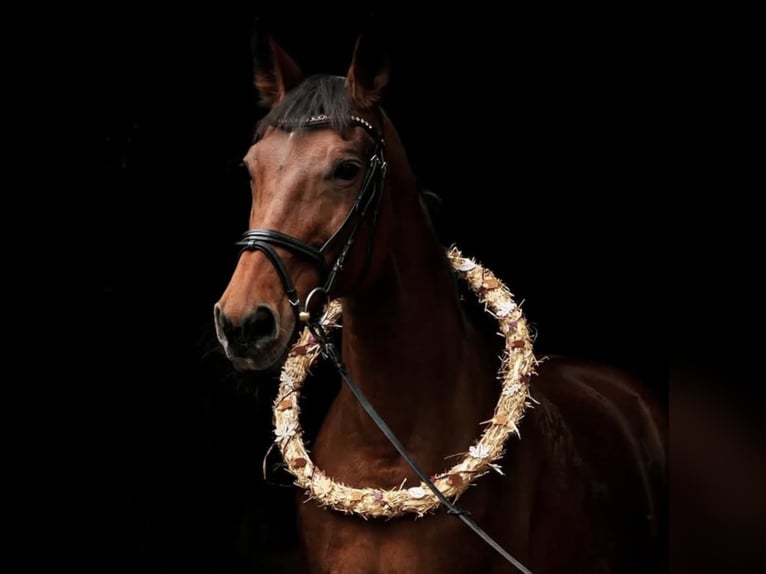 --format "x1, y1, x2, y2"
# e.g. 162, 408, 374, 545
233, 113, 533, 574
235, 113, 387, 330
